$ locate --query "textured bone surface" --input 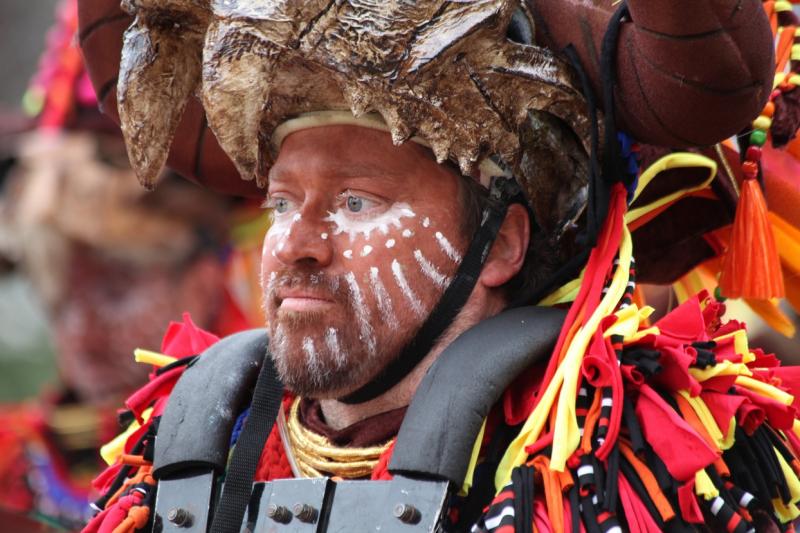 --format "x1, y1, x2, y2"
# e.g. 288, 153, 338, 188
118, 0, 590, 191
